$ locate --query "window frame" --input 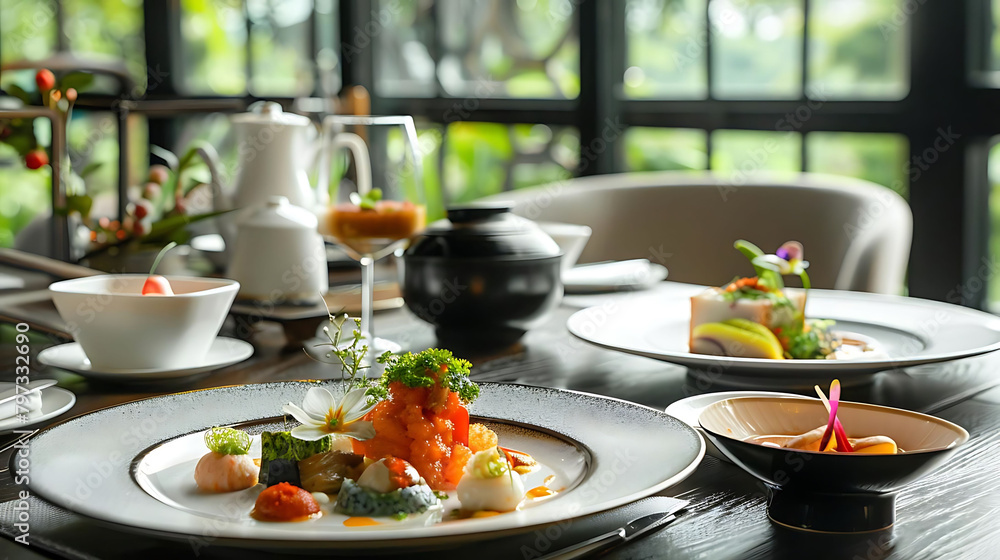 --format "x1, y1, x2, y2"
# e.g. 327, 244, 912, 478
37, 0, 994, 306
